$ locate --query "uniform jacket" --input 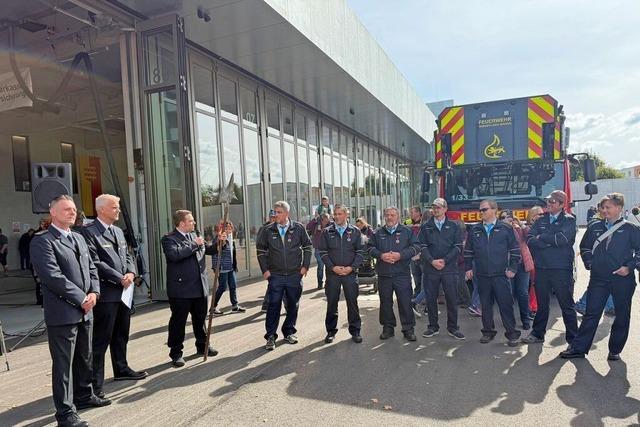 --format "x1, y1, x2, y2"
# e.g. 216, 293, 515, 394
161, 230, 213, 299
367, 224, 420, 277
527, 211, 576, 270
81, 220, 136, 303
579, 218, 640, 282
464, 221, 521, 277
317, 223, 365, 273
418, 217, 463, 275
256, 221, 312, 276
30, 227, 100, 326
